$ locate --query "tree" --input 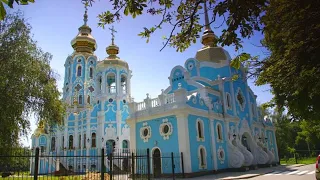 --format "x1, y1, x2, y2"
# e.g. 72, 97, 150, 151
0, 11, 65, 148
0, 0, 34, 20
252, 0, 320, 121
